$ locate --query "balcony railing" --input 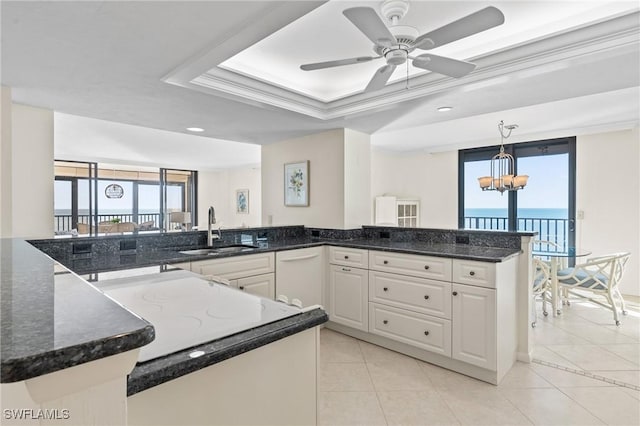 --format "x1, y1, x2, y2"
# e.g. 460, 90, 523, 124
464, 216, 569, 251
54, 213, 160, 233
